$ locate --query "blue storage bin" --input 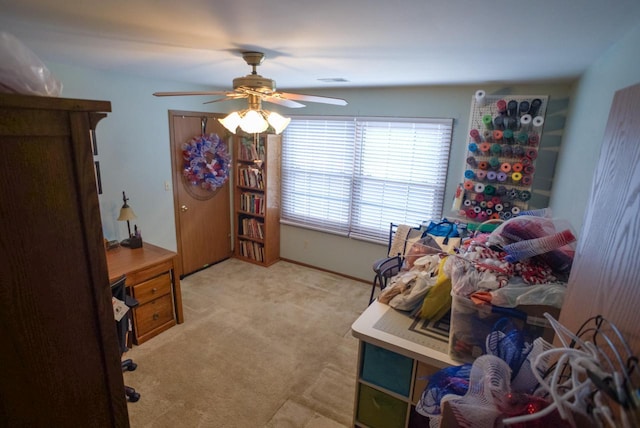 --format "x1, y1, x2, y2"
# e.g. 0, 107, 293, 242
361, 343, 413, 397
